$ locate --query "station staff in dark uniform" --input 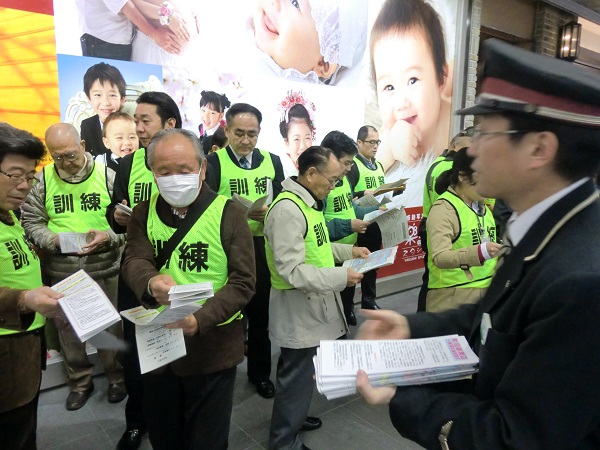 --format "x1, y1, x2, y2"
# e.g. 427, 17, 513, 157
356, 39, 600, 450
